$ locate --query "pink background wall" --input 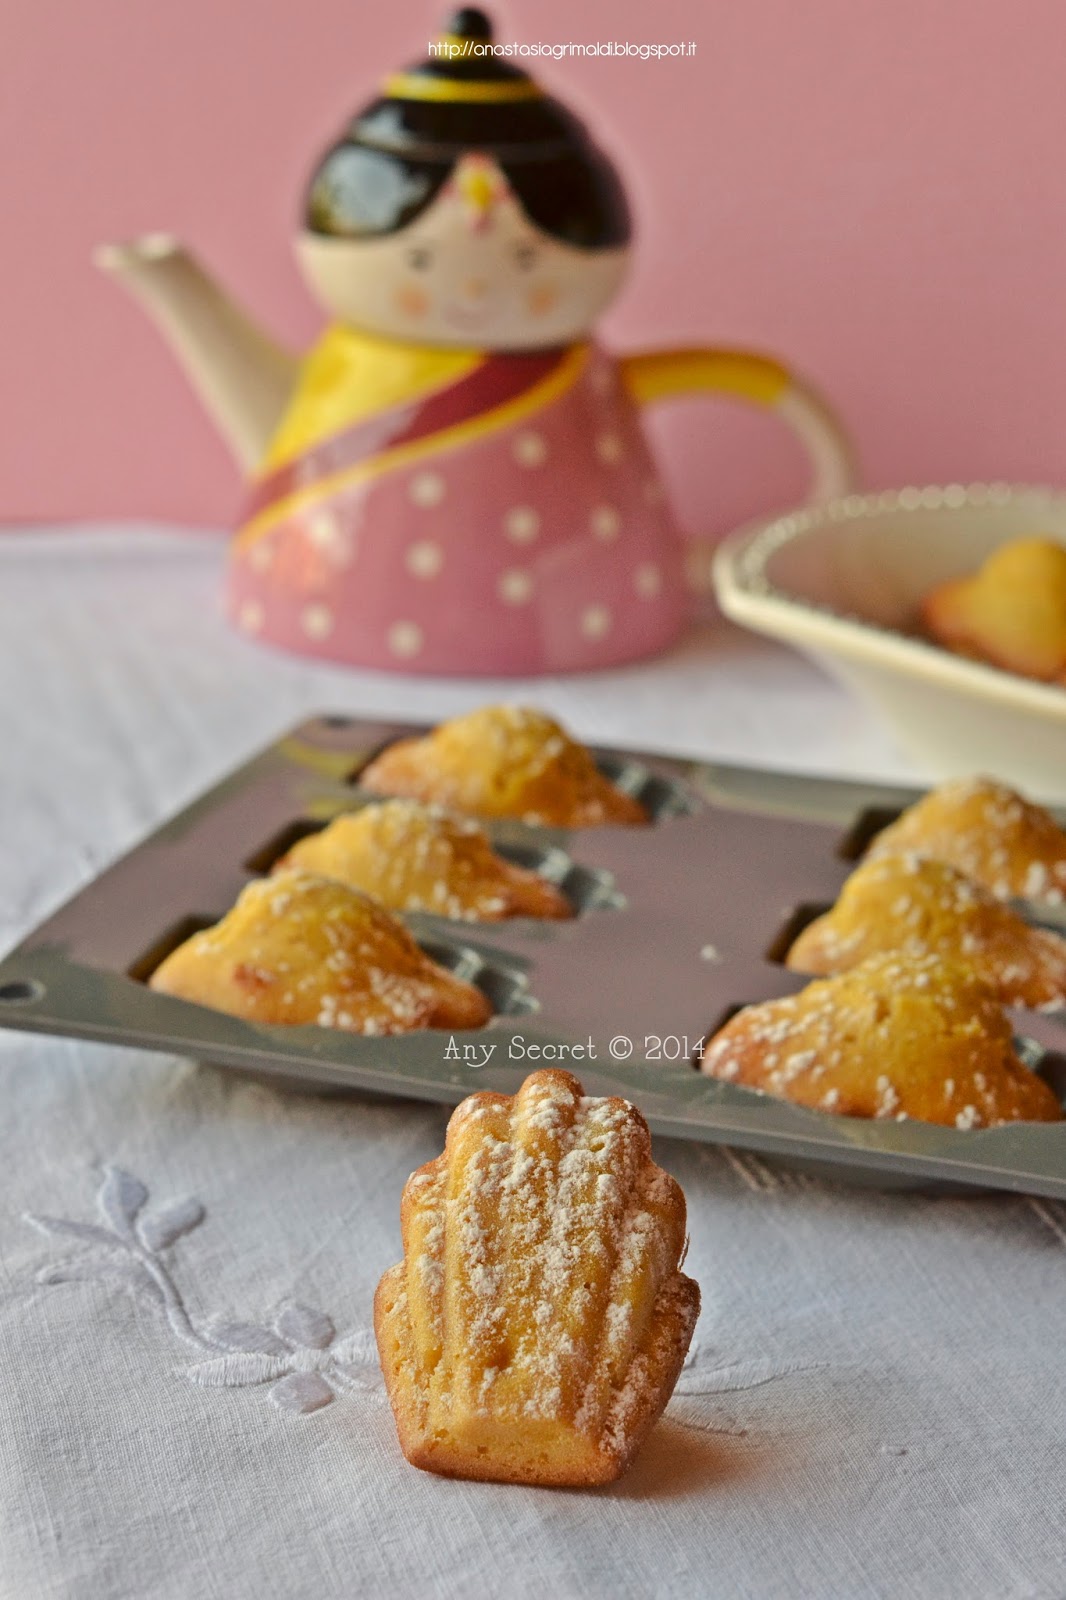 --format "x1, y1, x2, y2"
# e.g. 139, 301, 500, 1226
4, 0, 1066, 539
